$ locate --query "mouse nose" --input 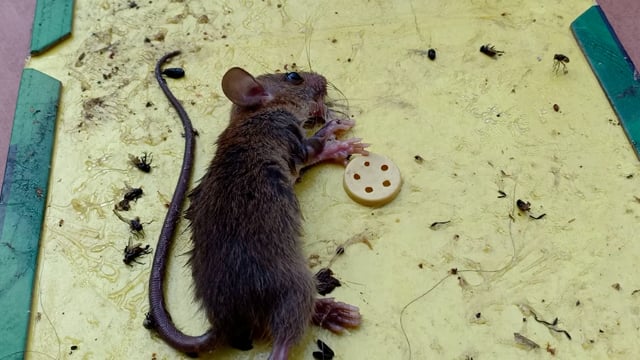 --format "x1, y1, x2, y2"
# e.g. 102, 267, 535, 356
307, 74, 327, 94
